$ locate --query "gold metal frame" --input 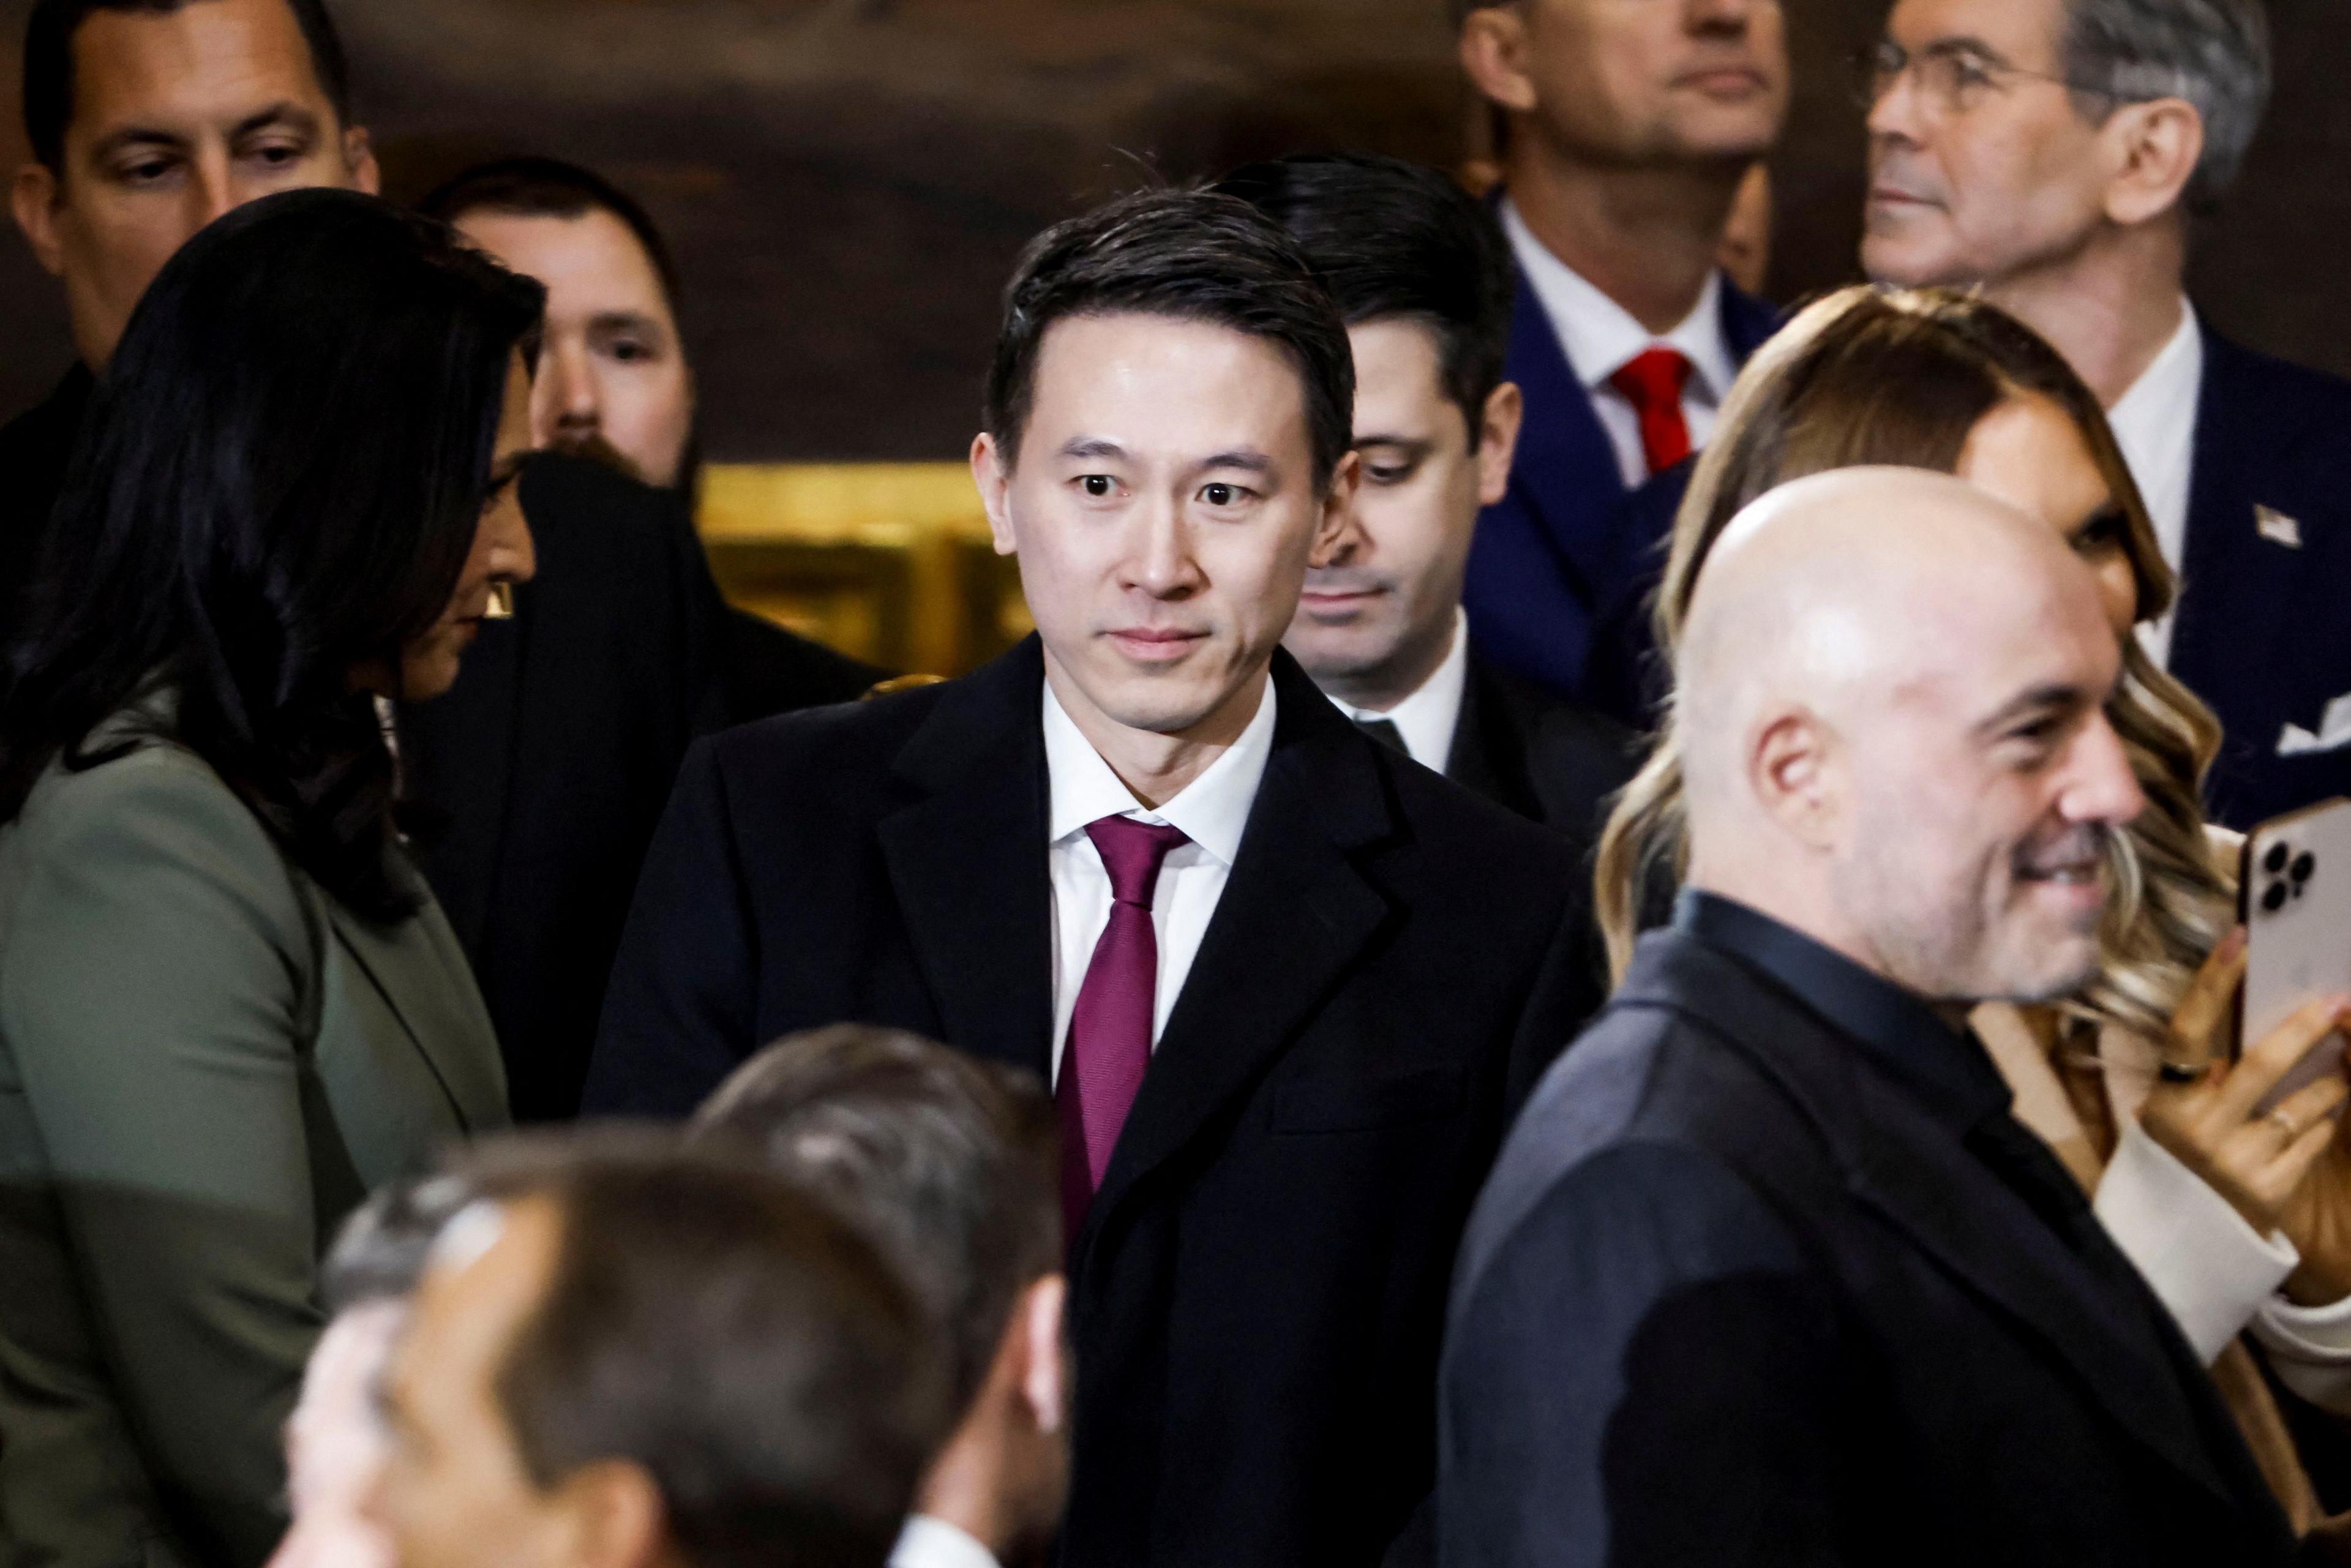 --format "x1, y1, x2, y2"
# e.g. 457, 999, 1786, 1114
696, 463, 1030, 677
